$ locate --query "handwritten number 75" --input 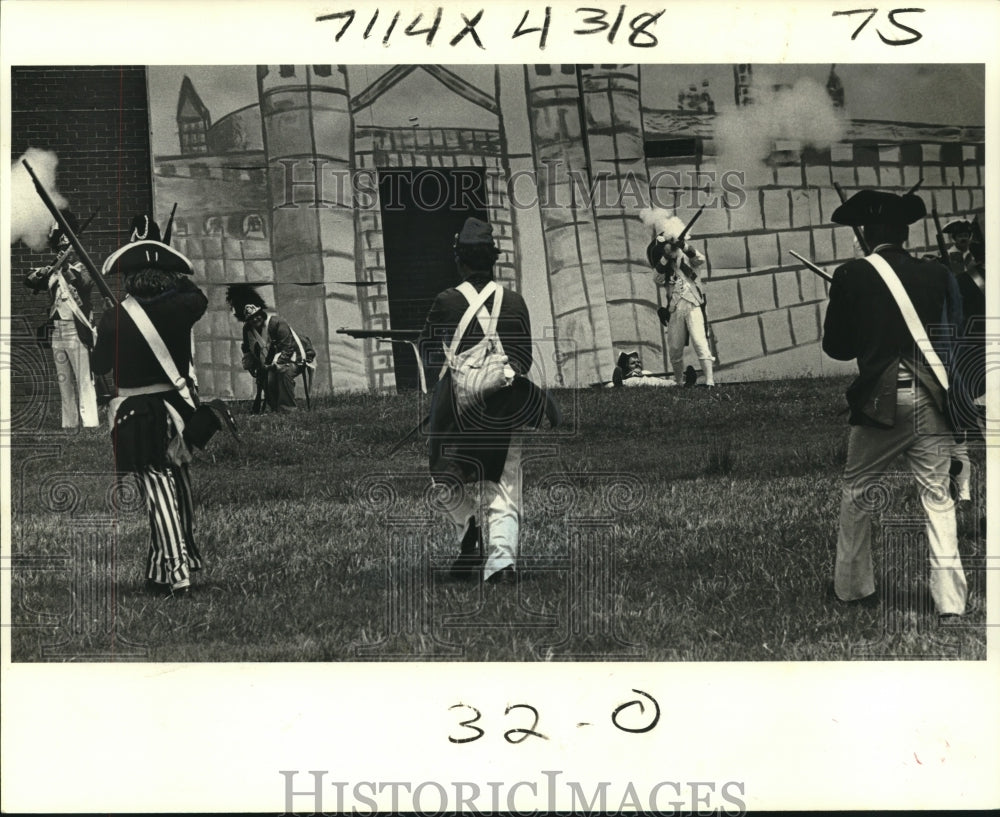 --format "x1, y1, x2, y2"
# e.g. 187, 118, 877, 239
833, 8, 925, 45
